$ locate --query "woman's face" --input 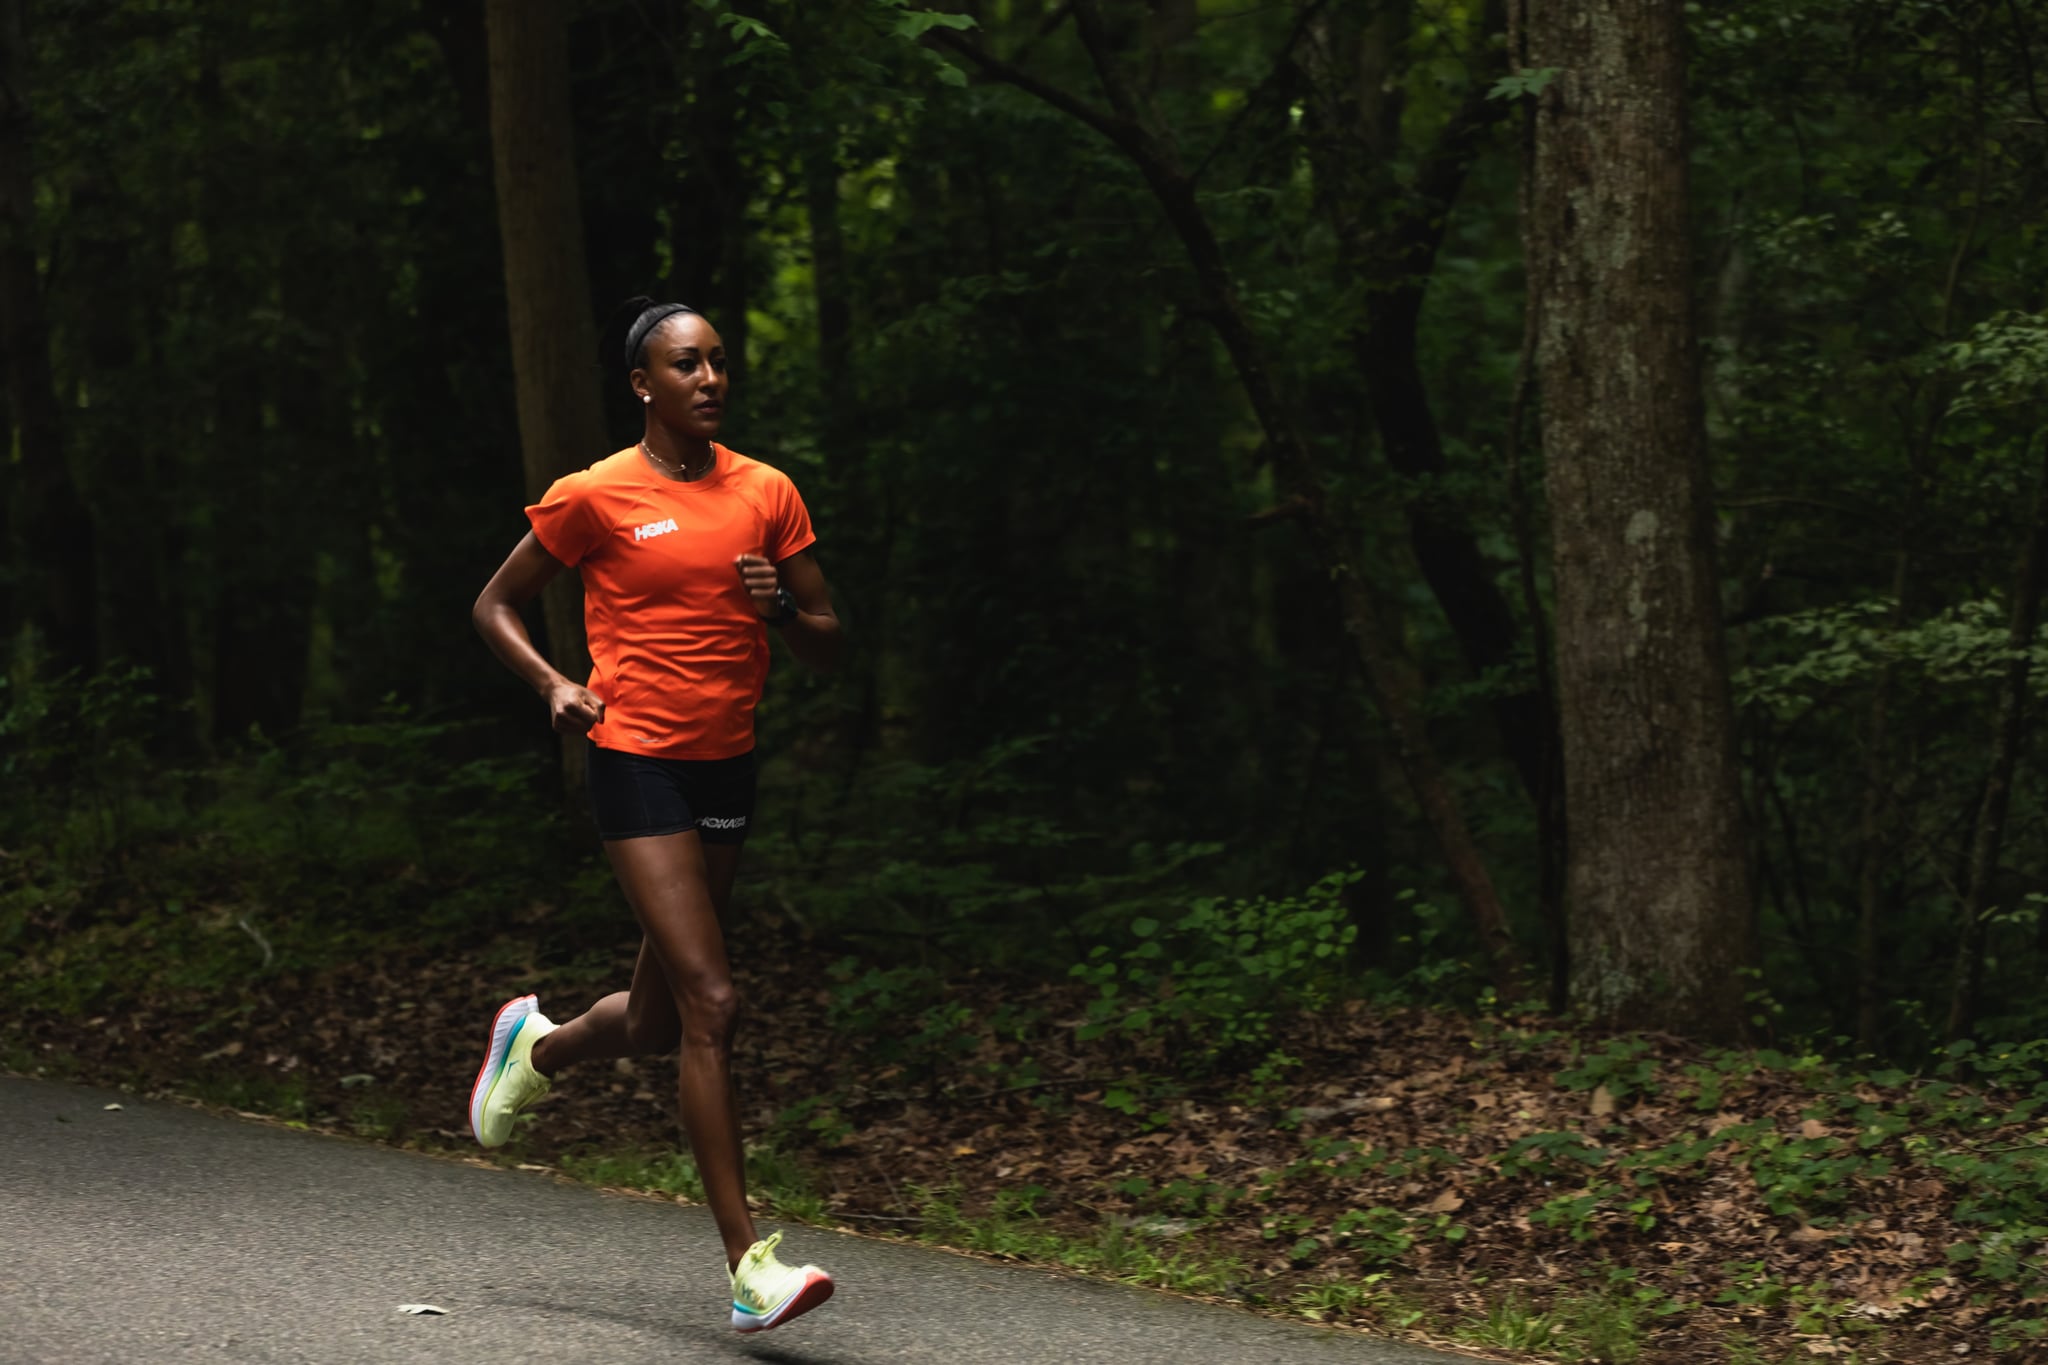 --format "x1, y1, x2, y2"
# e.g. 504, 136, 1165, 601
633, 313, 728, 439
